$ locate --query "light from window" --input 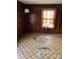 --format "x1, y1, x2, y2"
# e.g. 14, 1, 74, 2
42, 9, 55, 28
